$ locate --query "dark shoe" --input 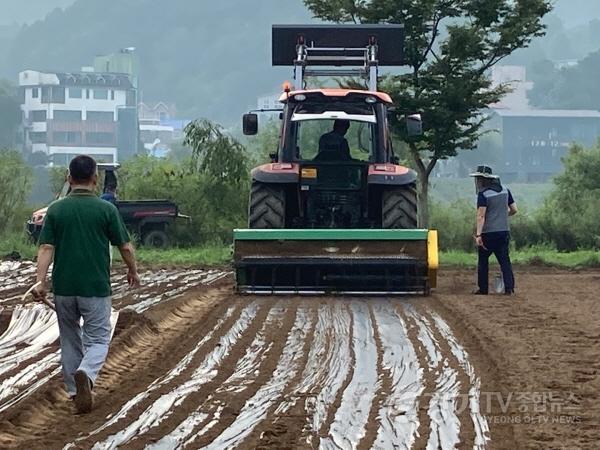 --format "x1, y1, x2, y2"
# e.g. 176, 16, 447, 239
504, 290, 515, 296
74, 370, 93, 414
472, 289, 488, 295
